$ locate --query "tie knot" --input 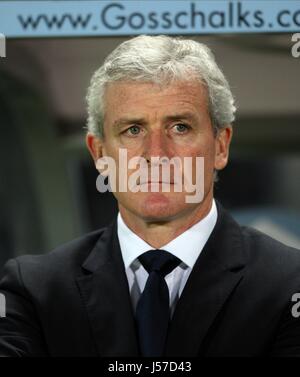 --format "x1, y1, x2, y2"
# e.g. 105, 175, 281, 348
138, 249, 181, 277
